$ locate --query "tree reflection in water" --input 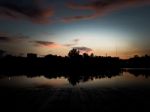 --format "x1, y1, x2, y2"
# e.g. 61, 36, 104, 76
1, 69, 150, 86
